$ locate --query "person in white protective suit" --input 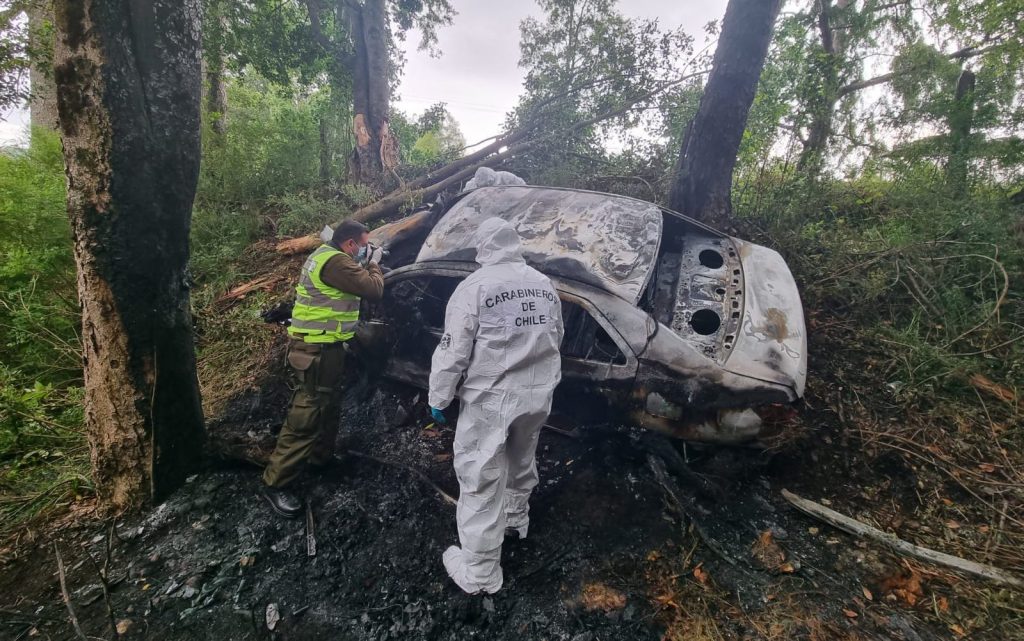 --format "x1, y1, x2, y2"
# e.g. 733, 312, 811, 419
428, 217, 564, 594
